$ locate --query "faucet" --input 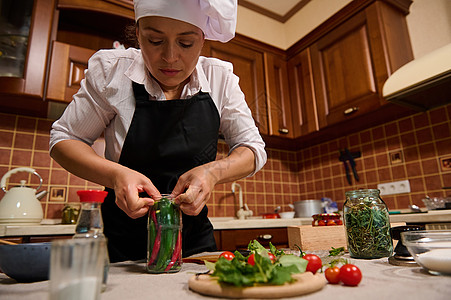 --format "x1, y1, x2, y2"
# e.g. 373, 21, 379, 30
231, 182, 253, 220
